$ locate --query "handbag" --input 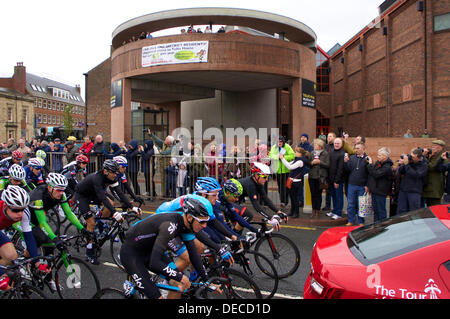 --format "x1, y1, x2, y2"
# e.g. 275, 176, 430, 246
319, 176, 329, 190
358, 192, 373, 217
286, 177, 293, 189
